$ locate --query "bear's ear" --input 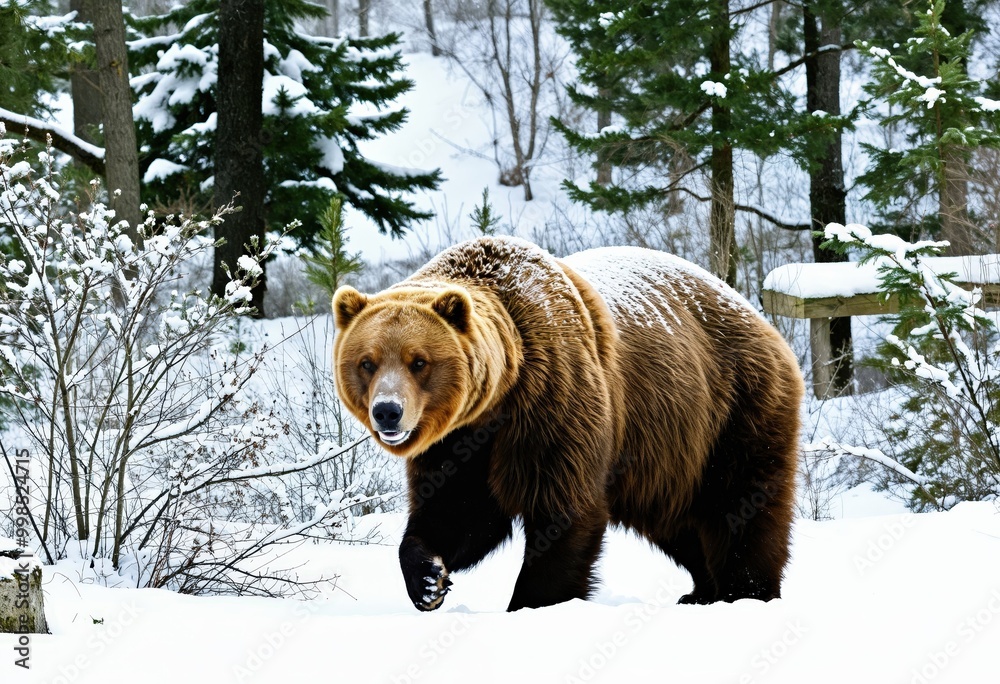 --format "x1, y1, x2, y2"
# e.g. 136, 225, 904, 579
432, 288, 473, 333
333, 286, 368, 330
